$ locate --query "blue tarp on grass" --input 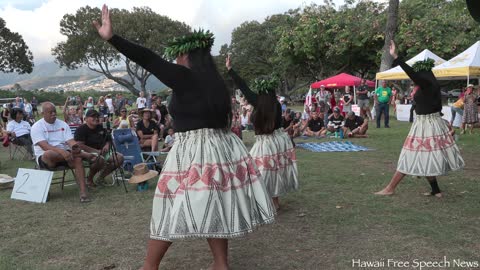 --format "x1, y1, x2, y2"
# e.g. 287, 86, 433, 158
296, 141, 371, 152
